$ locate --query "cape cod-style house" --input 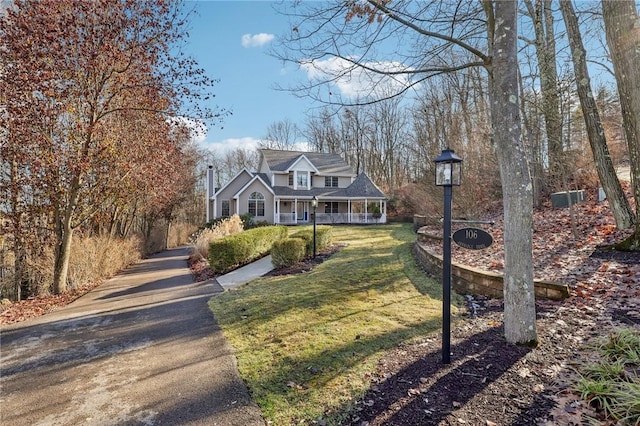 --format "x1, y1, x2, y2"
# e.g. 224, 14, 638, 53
206, 149, 387, 225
